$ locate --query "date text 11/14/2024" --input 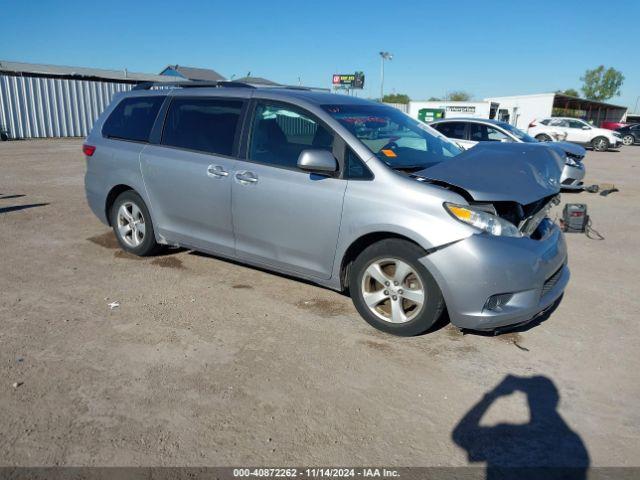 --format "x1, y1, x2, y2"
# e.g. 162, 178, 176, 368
233, 468, 400, 478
